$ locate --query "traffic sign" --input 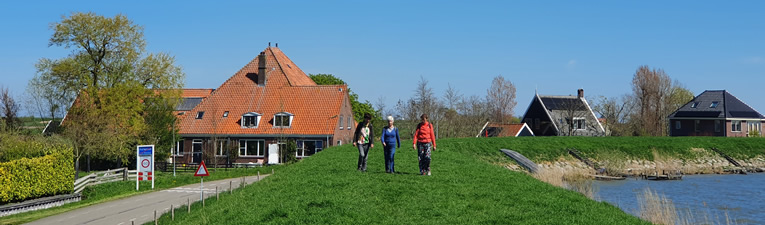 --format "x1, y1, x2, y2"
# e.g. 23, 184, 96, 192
195, 161, 209, 177
136, 145, 155, 190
